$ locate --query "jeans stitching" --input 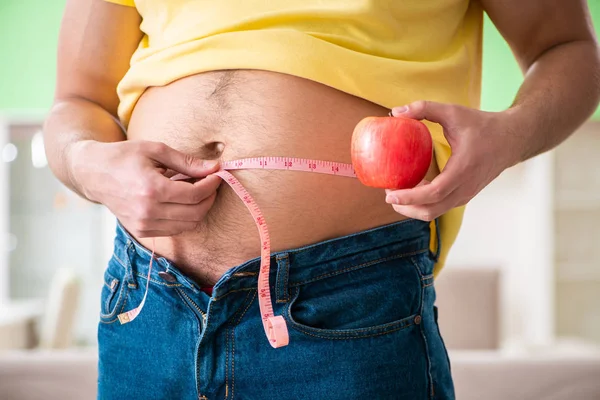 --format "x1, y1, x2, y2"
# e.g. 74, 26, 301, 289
112, 253, 128, 270
175, 288, 205, 399
102, 271, 118, 315
291, 320, 415, 340
225, 319, 229, 400
134, 272, 183, 287
276, 254, 290, 303
290, 249, 428, 288
434, 306, 452, 374
103, 281, 116, 315
411, 256, 434, 399
102, 280, 115, 290
226, 290, 253, 400
99, 285, 130, 324
118, 225, 155, 260
283, 256, 290, 302
275, 255, 284, 303
231, 291, 256, 400
103, 270, 118, 288
273, 218, 417, 256
177, 289, 207, 318
99, 276, 129, 320
285, 287, 418, 339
